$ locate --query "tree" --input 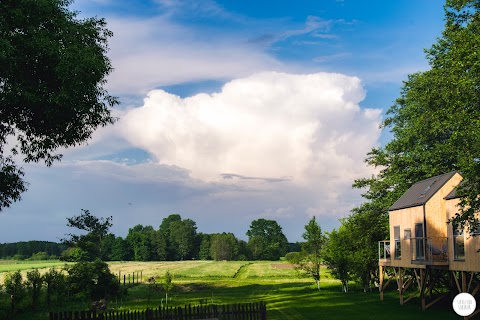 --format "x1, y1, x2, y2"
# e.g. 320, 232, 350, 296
43, 268, 67, 307
162, 270, 174, 307
126, 225, 155, 261
323, 227, 352, 293
65, 259, 120, 301
169, 219, 197, 260
63, 209, 113, 261
297, 217, 323, 291
0, 0, 118, 210
25, 269, 42, 309
210, 233, 238, 261
197, 233, 212, 260
353, 0, 480, 238
159, 214, 182, 260
3, 271, 24, 312
246, 219, 289, 260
